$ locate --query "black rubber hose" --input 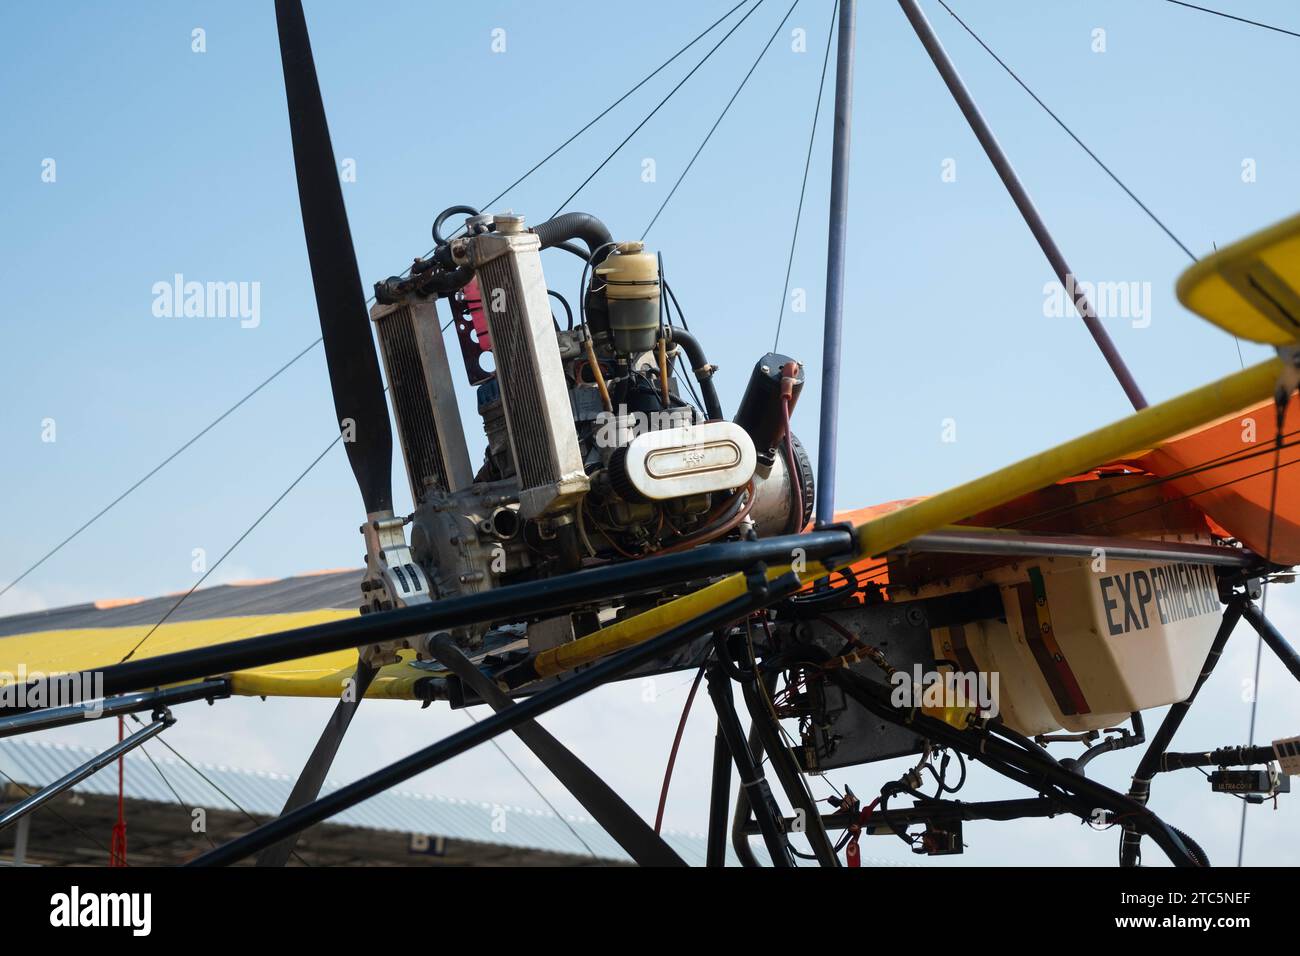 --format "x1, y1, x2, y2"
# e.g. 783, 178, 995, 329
988, 720, 1061, 766
1161, 744, 1277, 770
533, 212, 615, 264
548, 289, 574, 330
1068, 712, 1145, 775
711, 630, 759, 683
415, 264, 474, 297
668, 328, 724, 421
1170, 825, 1211, 868
432, 204, 480, 245
552, 240, 592, 262
729, 722, 765, 868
